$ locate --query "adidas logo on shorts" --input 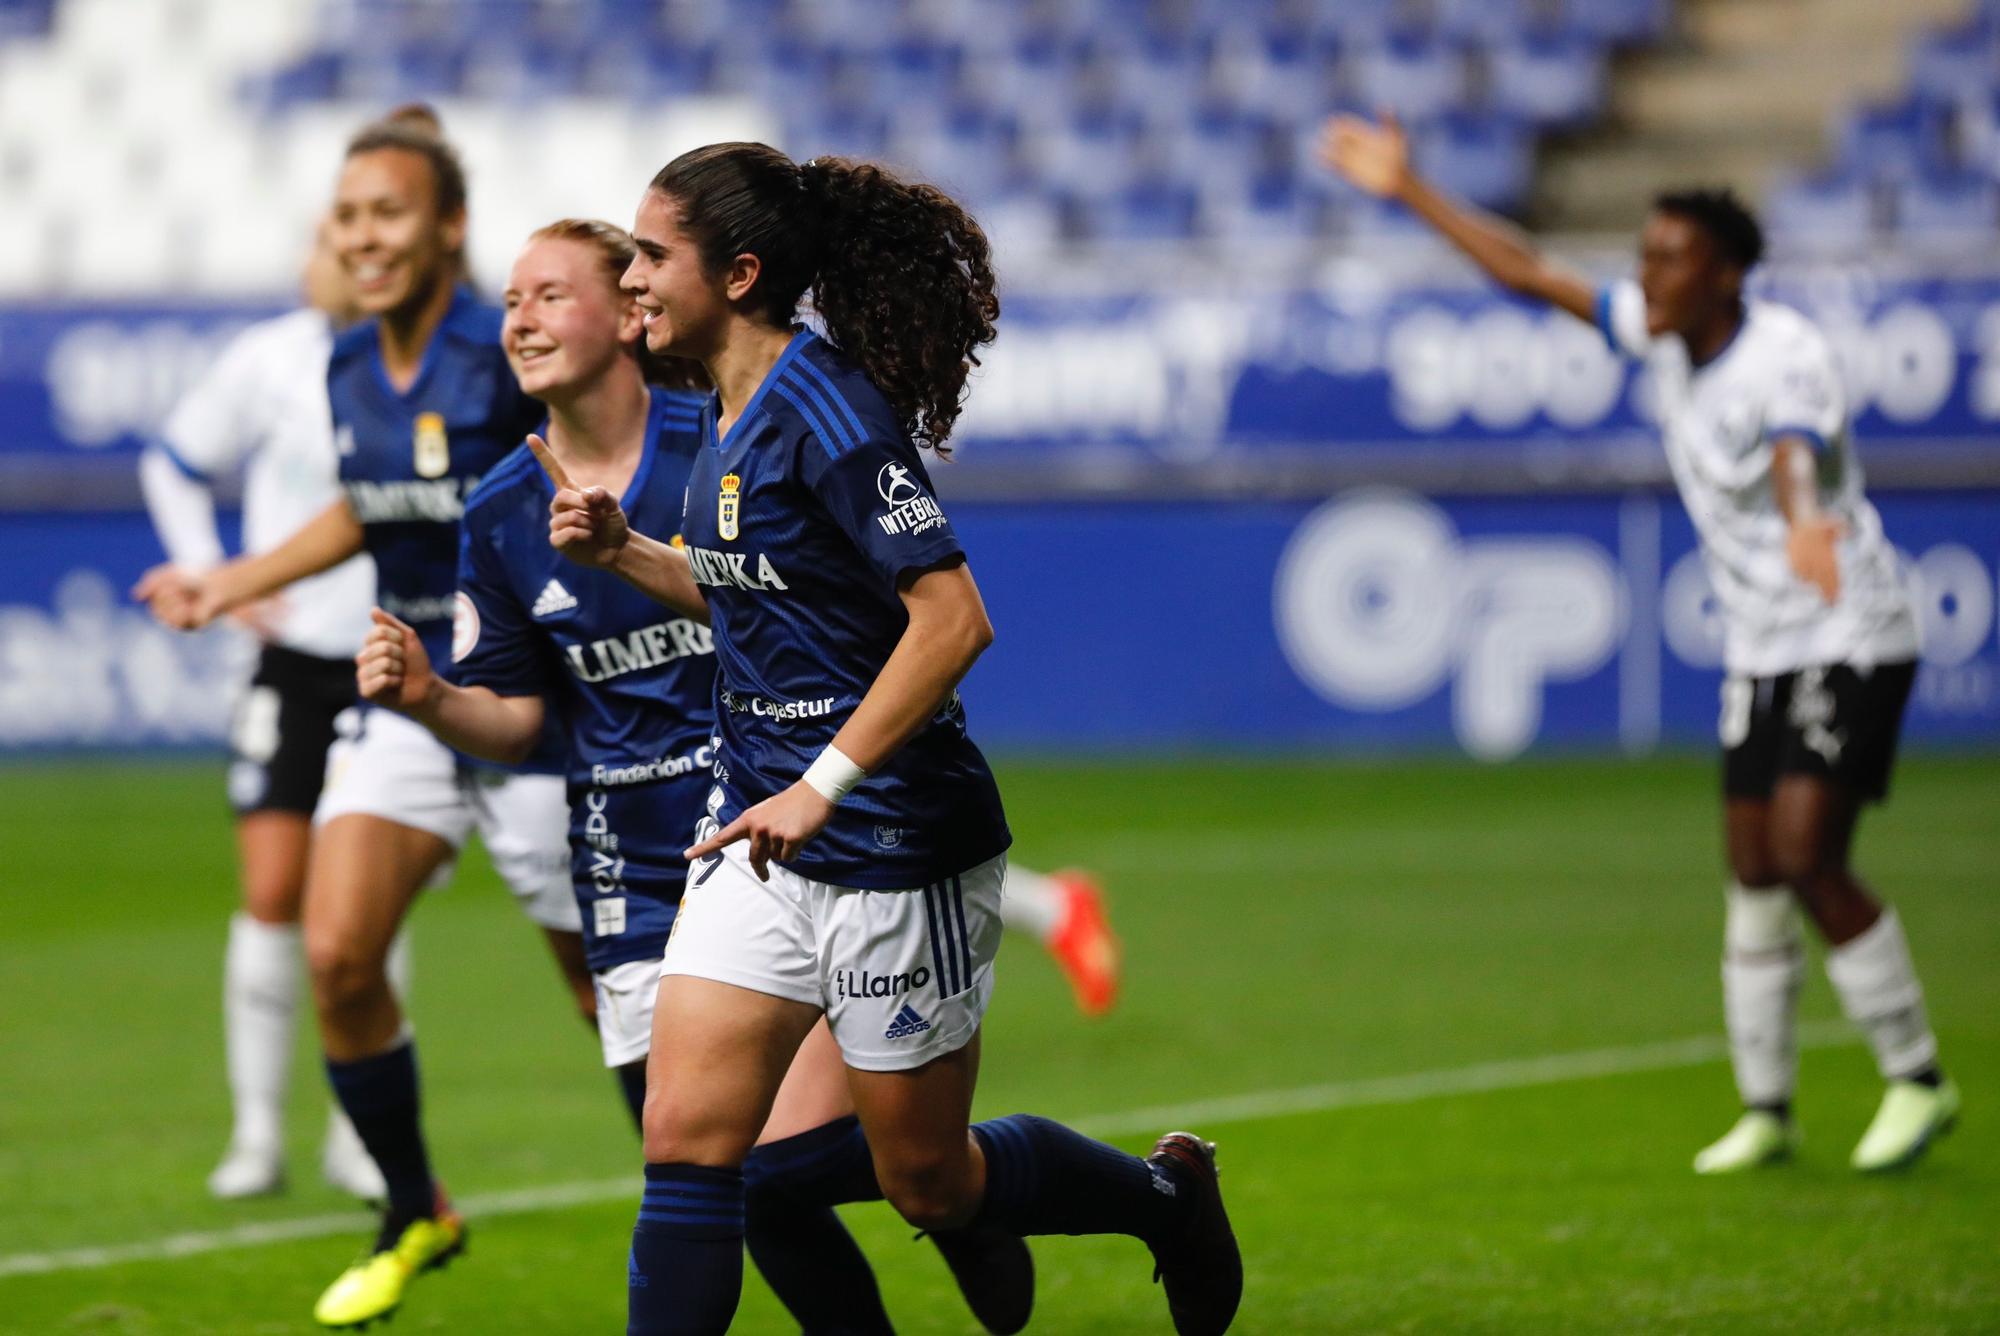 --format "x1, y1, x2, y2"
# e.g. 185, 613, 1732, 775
884, 1003, 932, 1040
532, 579, 579, 617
